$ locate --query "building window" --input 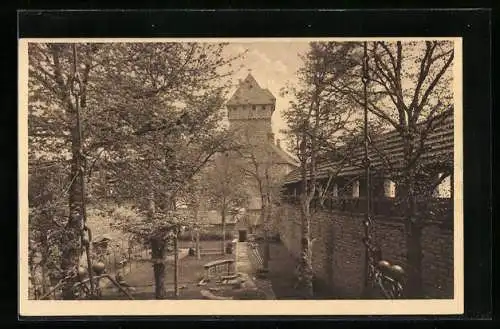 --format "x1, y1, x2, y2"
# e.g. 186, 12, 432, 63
383, 179, 396, 198
252, 105, 256, 110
